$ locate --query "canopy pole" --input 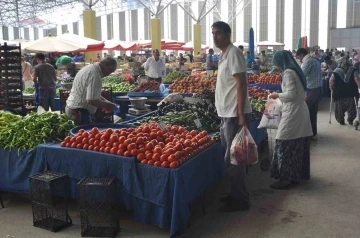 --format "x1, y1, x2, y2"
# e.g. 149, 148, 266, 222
83, 9, 97, 62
